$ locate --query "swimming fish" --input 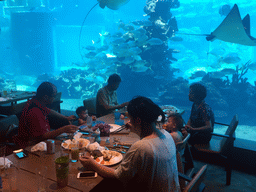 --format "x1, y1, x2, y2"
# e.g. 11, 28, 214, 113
189, 71, 207, 79
220, 53, 241, 64
220, 68, 236, 74
122, 56, 135, 65
147, 38, 164, 46
97, 0, 130, 10
132, 20, 152, 27
207, 48, 226, 58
